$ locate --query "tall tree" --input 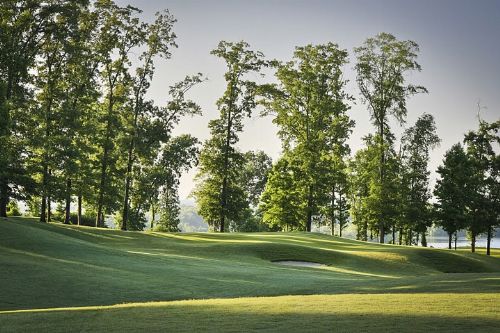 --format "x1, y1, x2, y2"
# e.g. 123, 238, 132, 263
260, 155, 306, 231
354, 32, 427, 243
93, 1, 143, 227
261, 43, 353, 232
194, 41, 267, 232
400, 113, 440, 246
153, 135, 199, 232
434, 143, 472, 249
0, 1, 54, 217
121, 10, 177, 230
464, 119, 500, 254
